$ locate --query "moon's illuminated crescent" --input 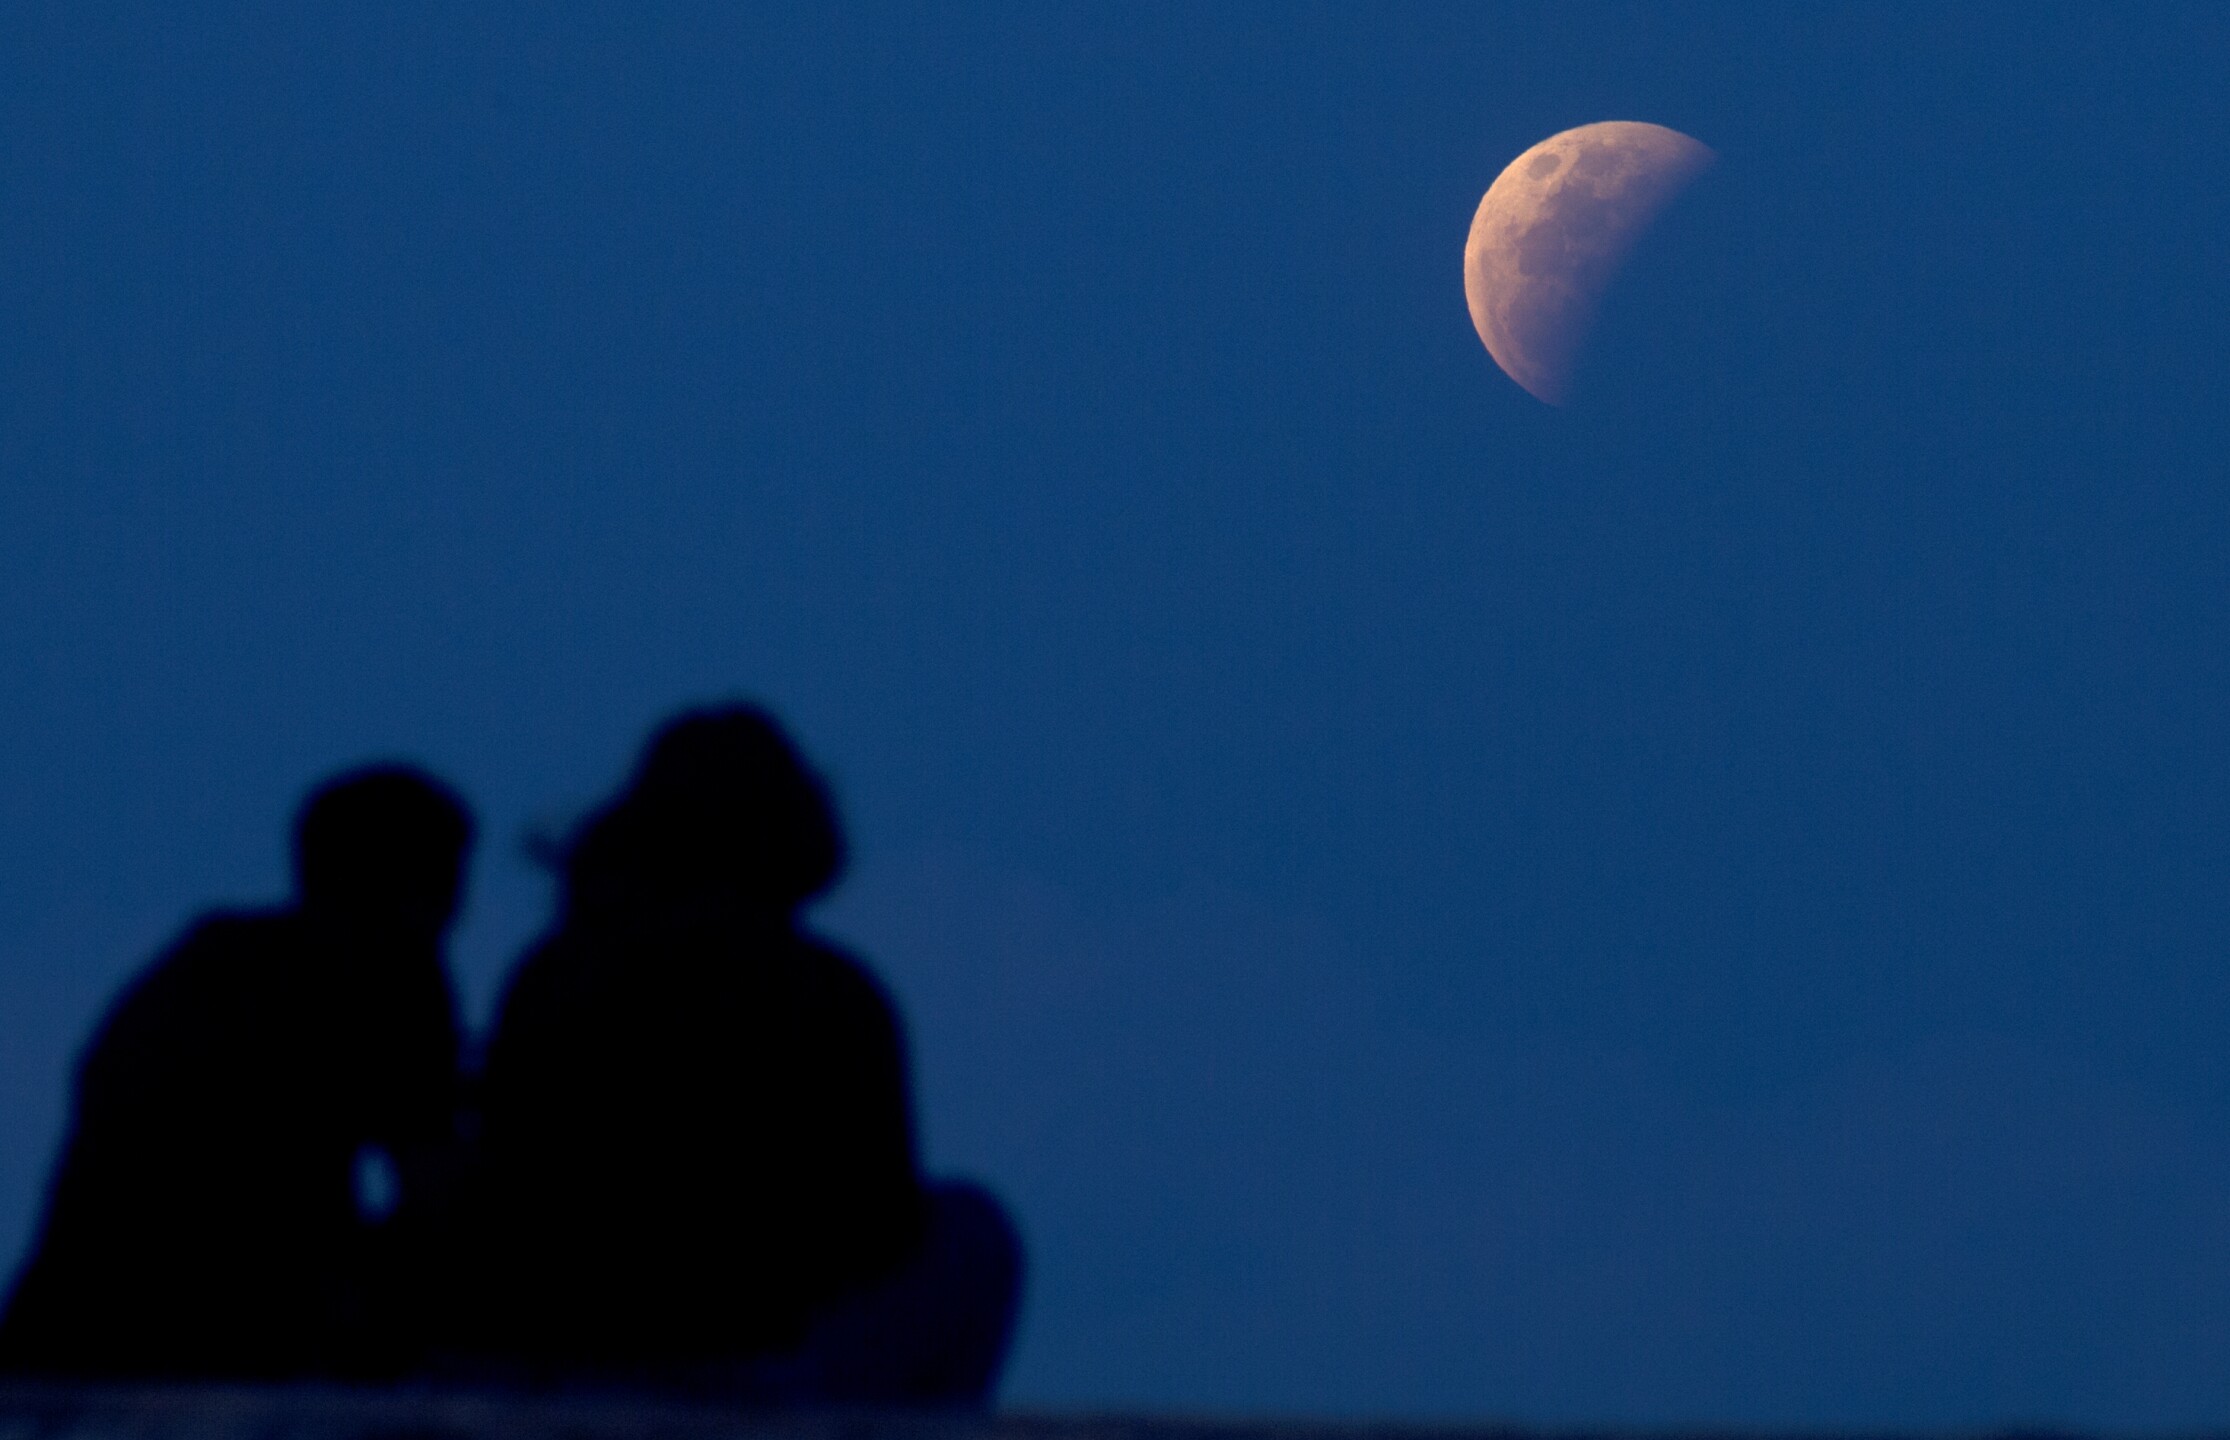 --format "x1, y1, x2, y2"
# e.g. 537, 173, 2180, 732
1464, 121, 1715, 405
